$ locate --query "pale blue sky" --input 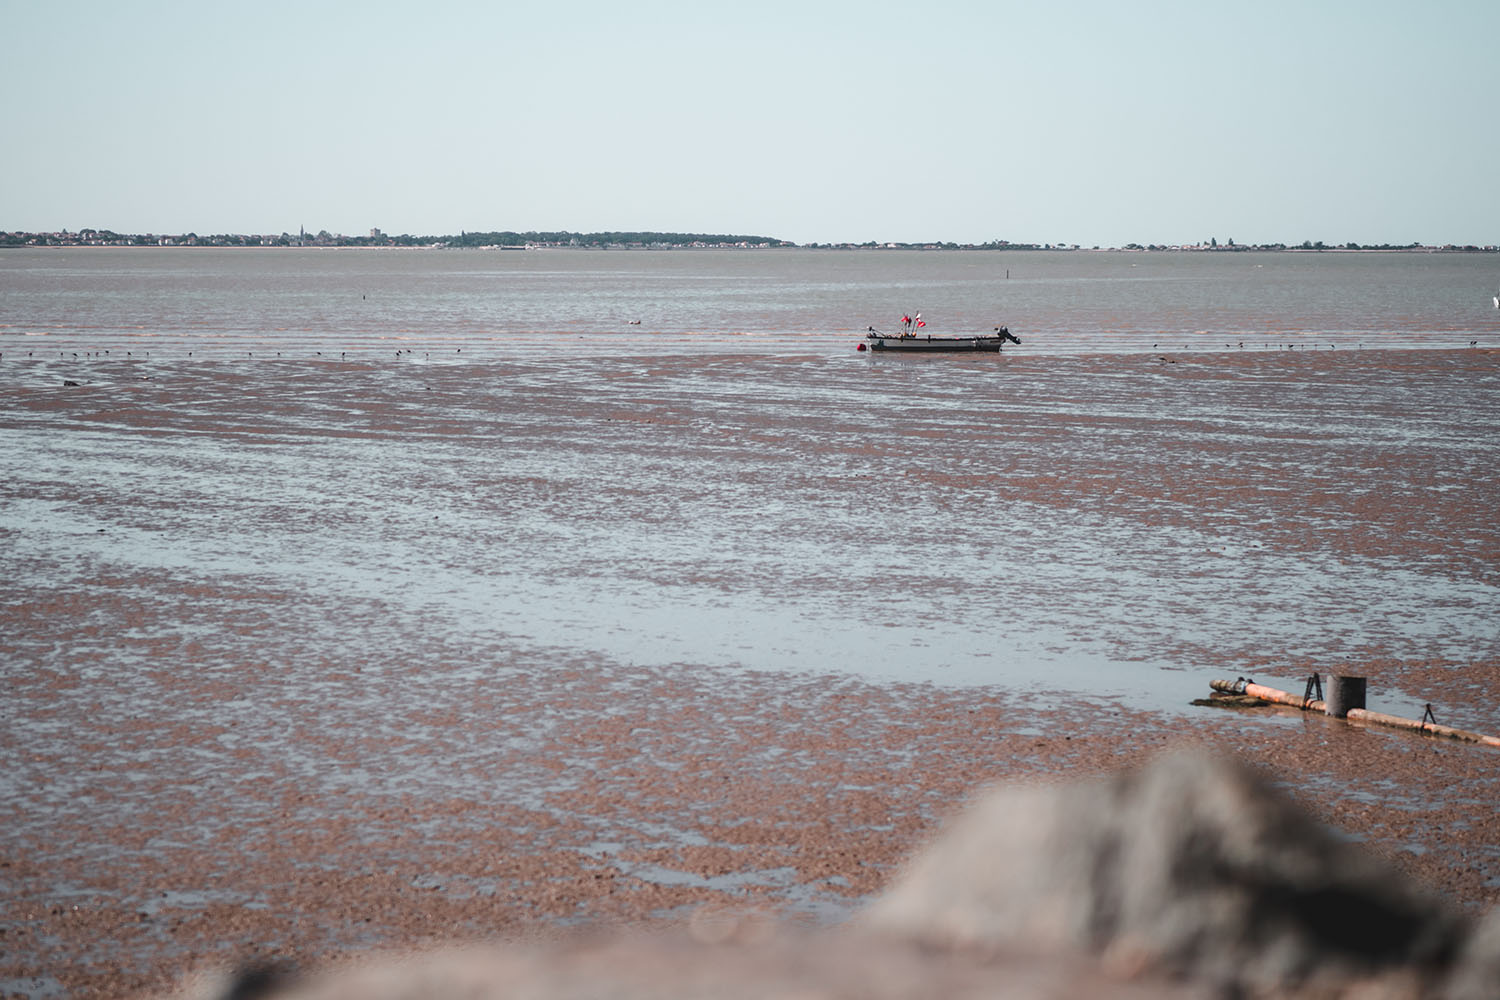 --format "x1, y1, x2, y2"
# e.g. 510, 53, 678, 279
4, 0, 1497, 246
